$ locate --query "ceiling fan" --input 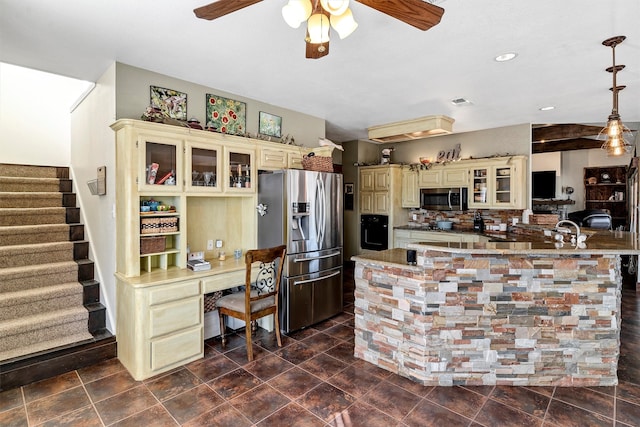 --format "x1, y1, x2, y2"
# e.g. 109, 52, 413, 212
194, 0, 445, 59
